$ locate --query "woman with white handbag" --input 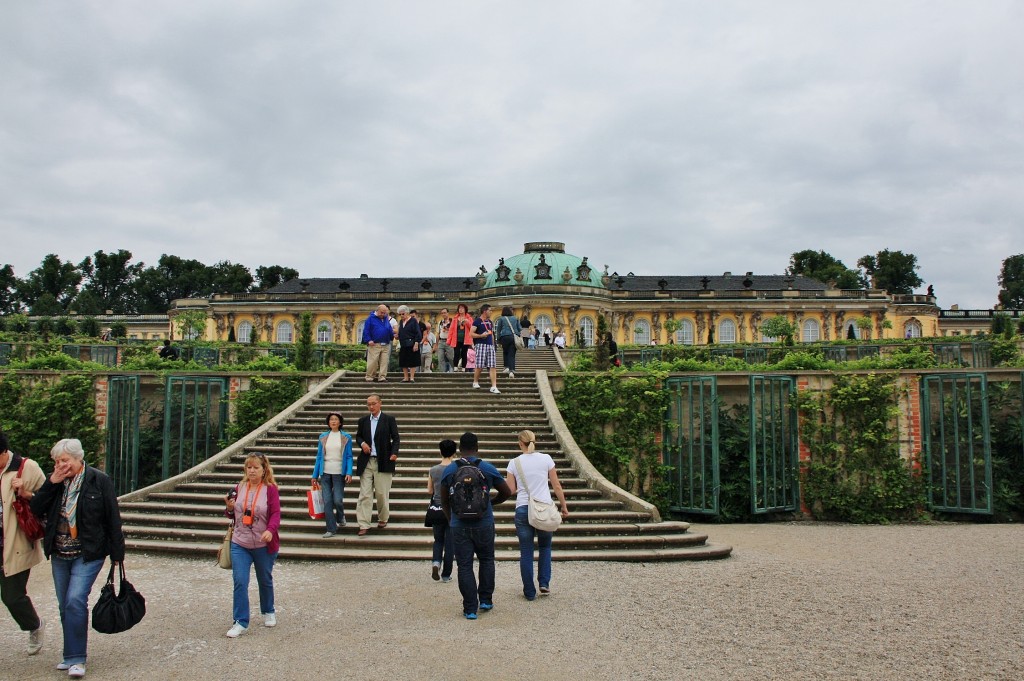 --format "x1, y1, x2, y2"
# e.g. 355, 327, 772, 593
504, 430, 569, 601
